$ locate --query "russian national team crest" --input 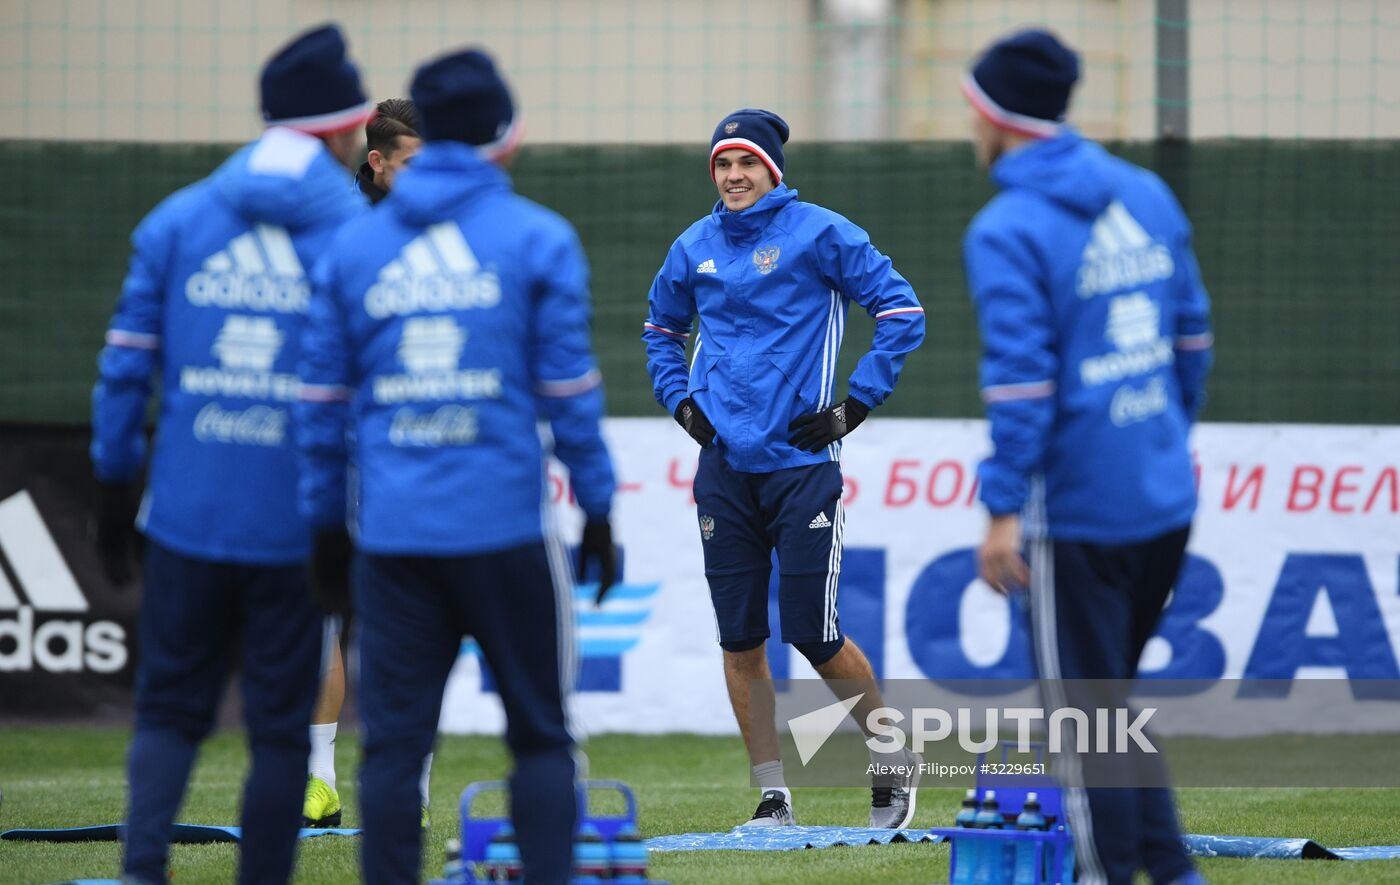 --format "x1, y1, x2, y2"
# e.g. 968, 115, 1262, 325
699, 514, 716, 540
752, 245, 781, 275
